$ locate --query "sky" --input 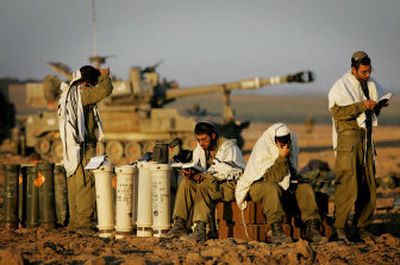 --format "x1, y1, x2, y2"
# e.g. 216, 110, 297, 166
1, 0, 400, 95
